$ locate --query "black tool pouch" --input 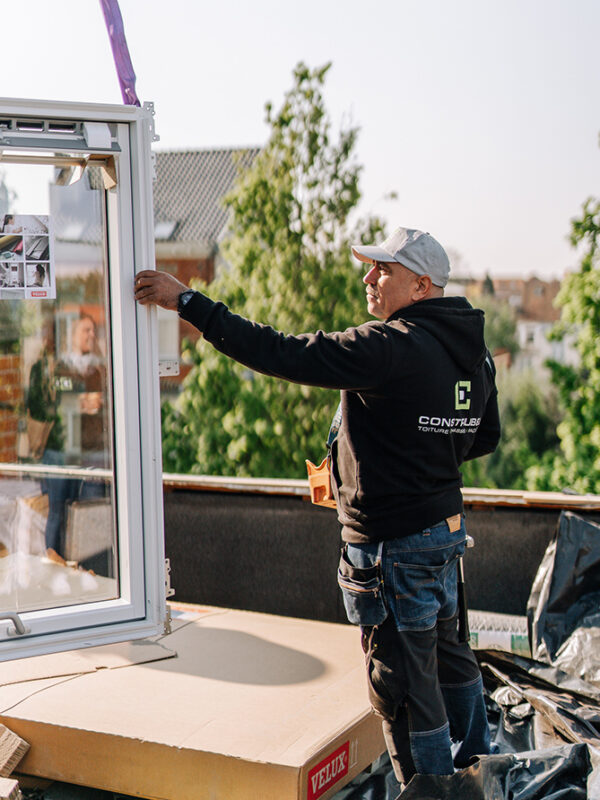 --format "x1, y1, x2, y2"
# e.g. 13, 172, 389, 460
337, 544, 388, 626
